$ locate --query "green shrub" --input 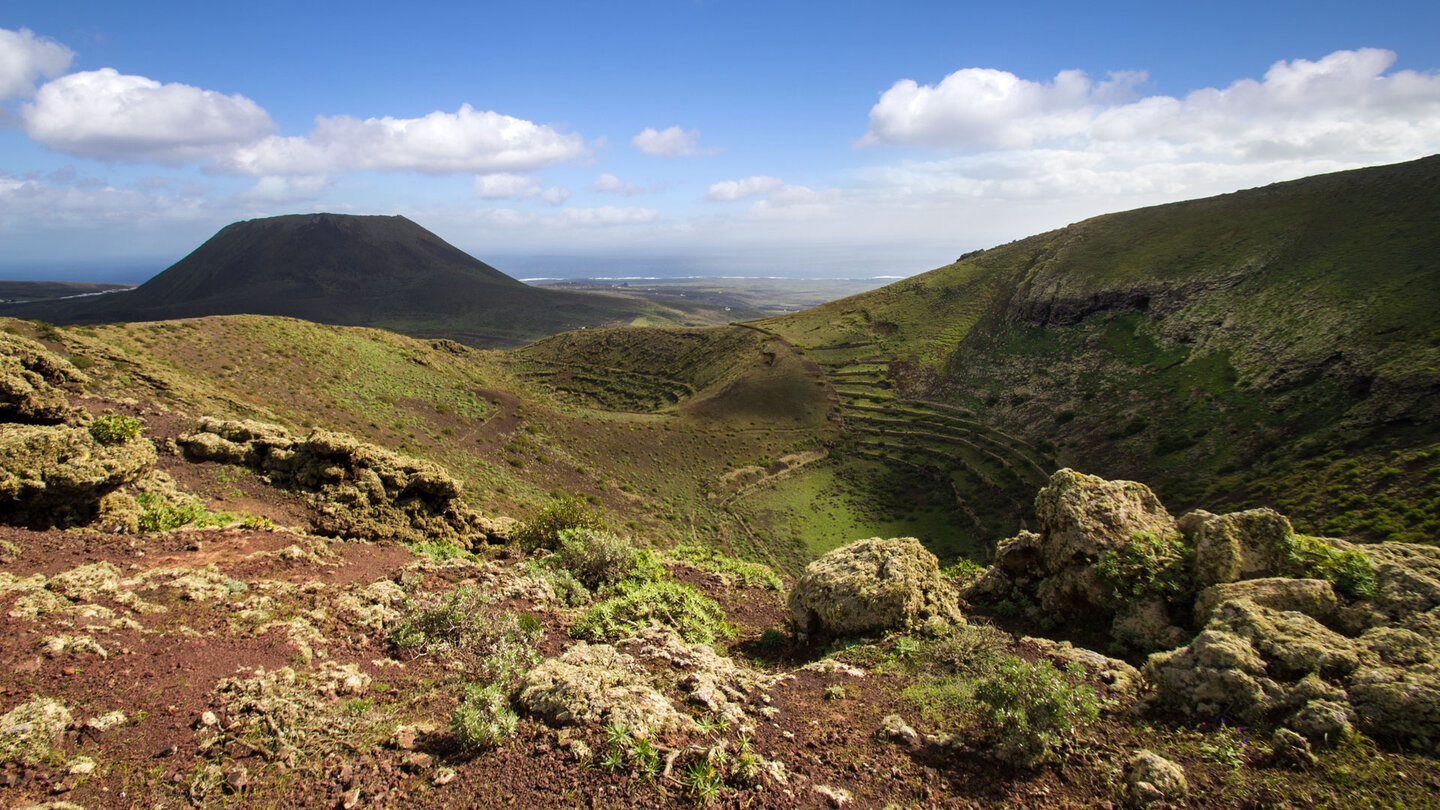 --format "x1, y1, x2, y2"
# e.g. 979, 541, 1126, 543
522, 560, 591, 607
573, 580, 732, 644
135, 492, 238, 532
1094, 531, 1192, 606
88, 414, 143, 445
513, 497, 605, 551
971, 658, 1100, 767
909, 623, 1012, 677
391, 586, 543, 679
451, 683, 518, 750
1280, 535, 1377, 599
550, 528, 644, 590
941, 557, 987, 581
668, 544, 783, 590
411, 540, 476, 563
